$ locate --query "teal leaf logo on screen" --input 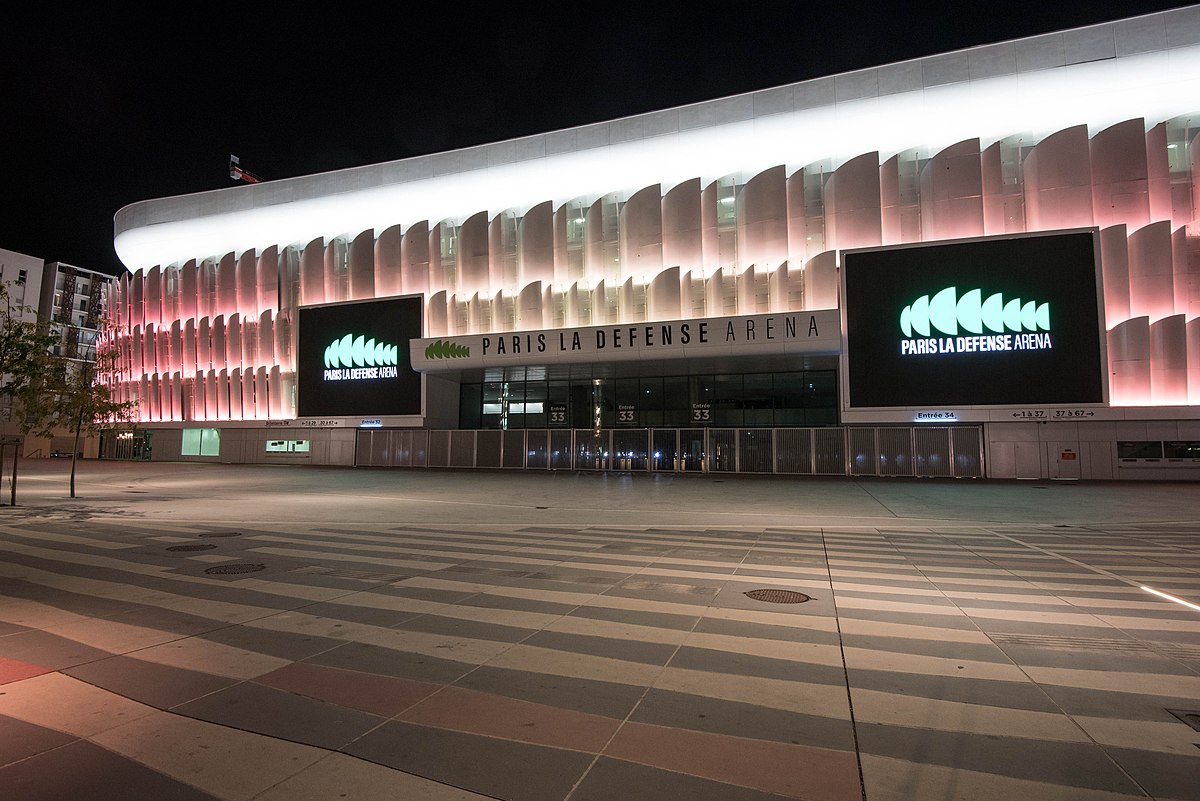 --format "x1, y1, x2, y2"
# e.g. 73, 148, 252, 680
899, 287, 1052, 356
322, 335, 400, 380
